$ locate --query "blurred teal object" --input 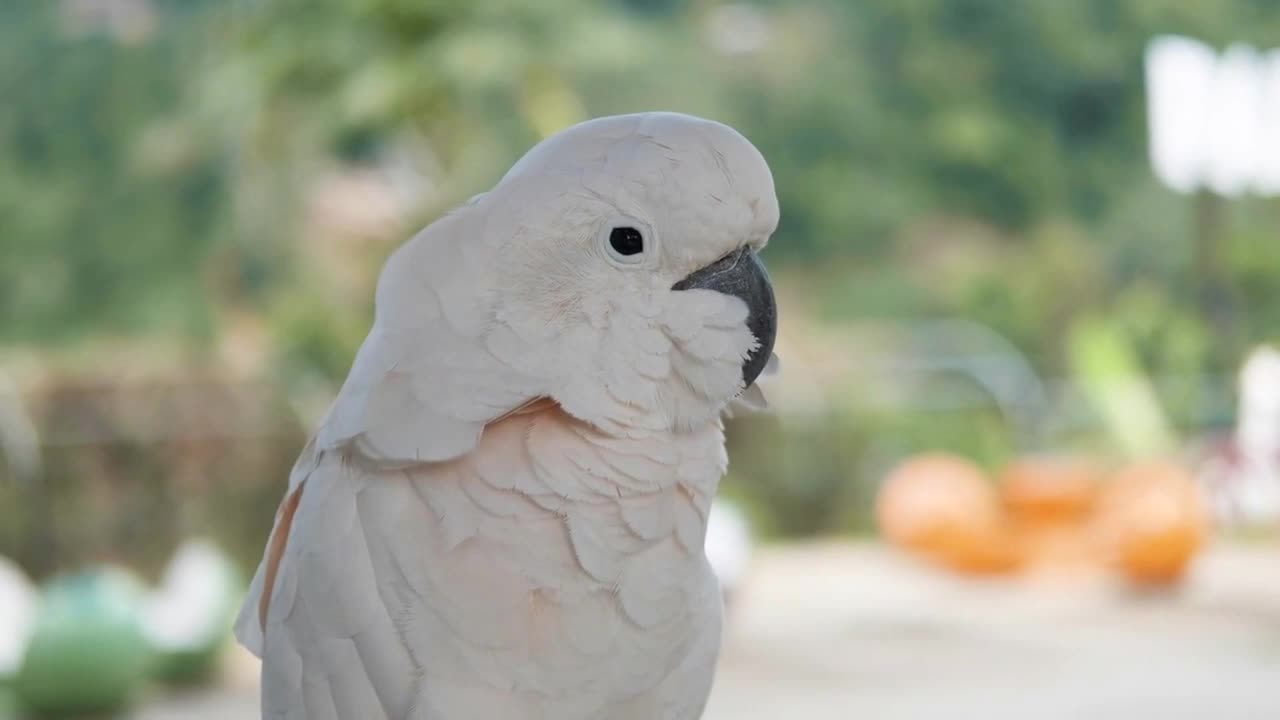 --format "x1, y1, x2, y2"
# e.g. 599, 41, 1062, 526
14, 568, 151, 717
142, 539, 243, 686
